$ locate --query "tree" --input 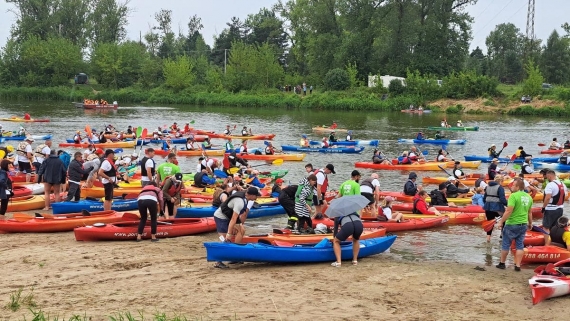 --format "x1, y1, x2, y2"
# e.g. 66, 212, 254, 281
485, 23, 525, 83
388, 78, 405, 95
244, 8, 288, 65
540, 30, 570, 84
465, 46, 486, 75
211, 17, 247, 67
91, 41, 145, 88
88, 0, 130, 46
163, 56, 195, 92
324, 68, 350, 91
522, 60, 544, 97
